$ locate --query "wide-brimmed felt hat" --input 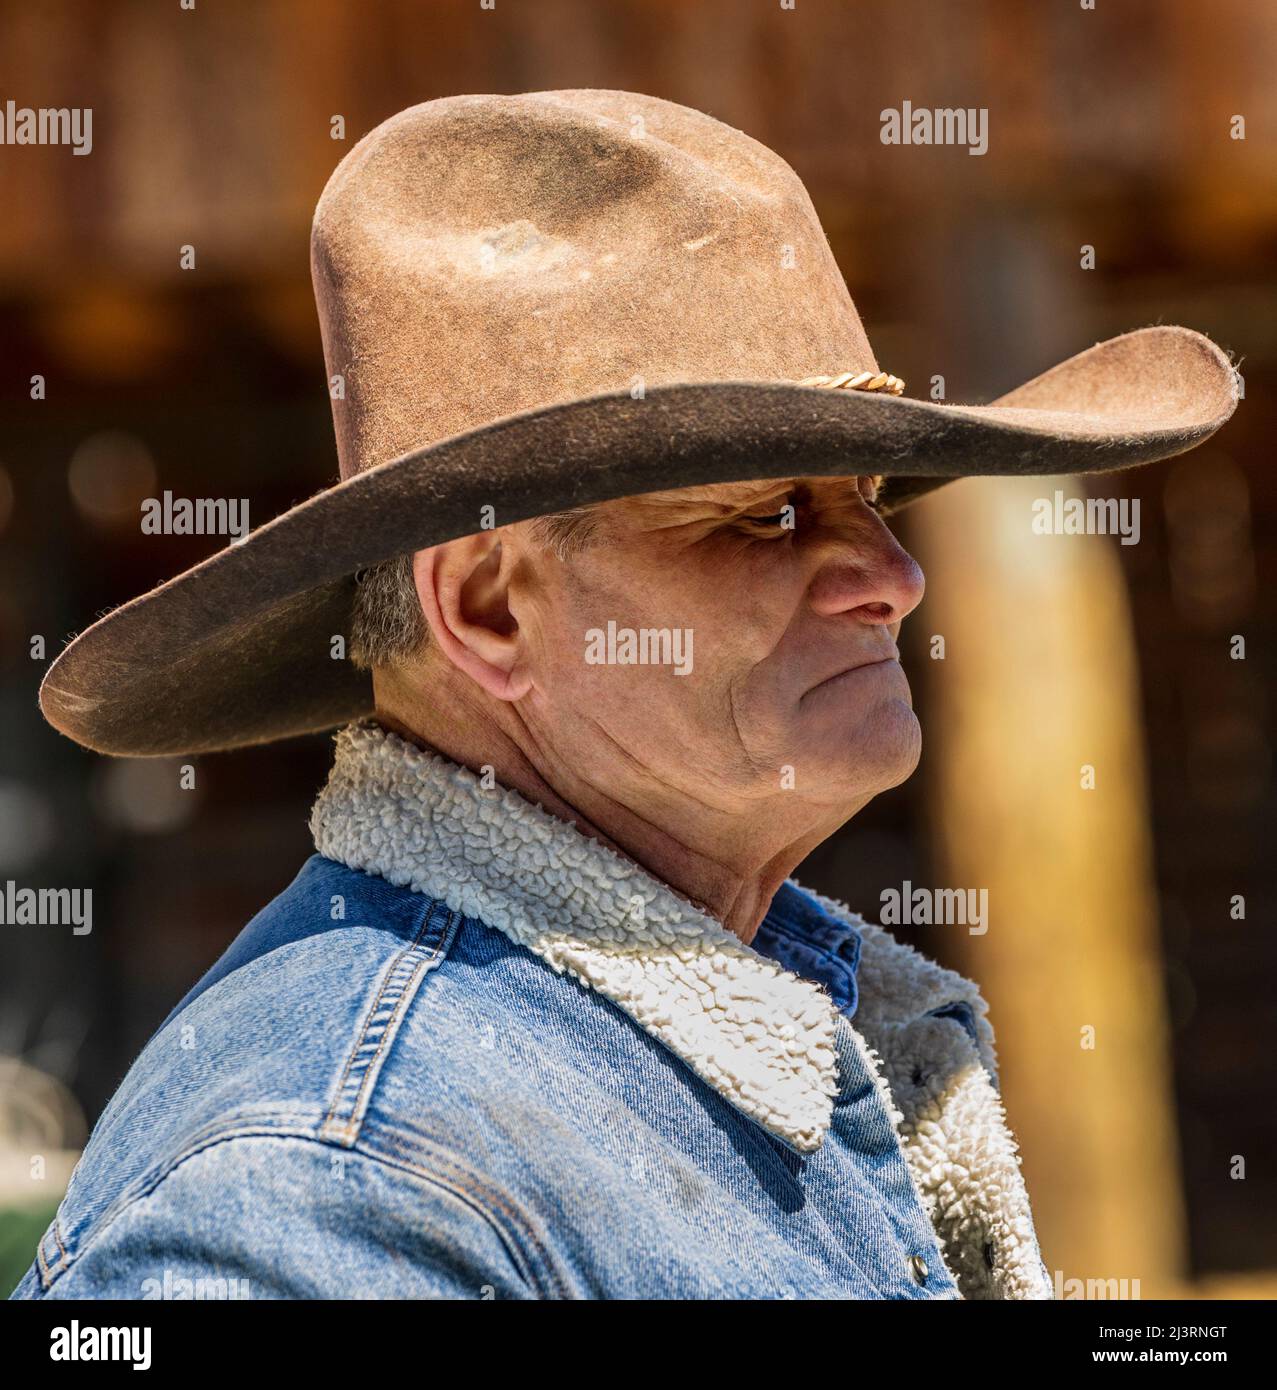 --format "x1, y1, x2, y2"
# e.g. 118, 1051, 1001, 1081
39, 89, 1239, 758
